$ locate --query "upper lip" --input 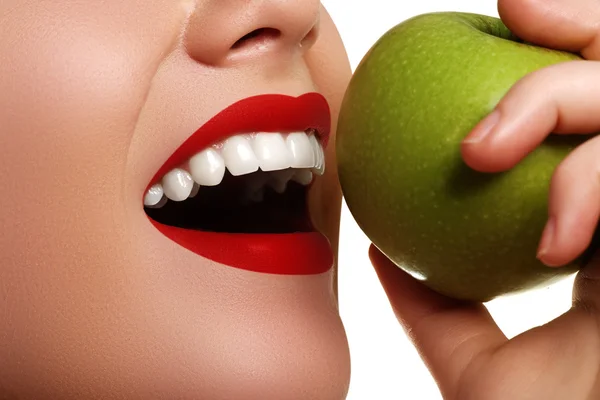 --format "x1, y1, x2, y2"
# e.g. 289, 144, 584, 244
147, 92, 331, 191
